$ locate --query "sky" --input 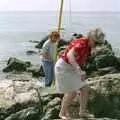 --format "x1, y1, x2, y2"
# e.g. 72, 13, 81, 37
0, 0, 120, 12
